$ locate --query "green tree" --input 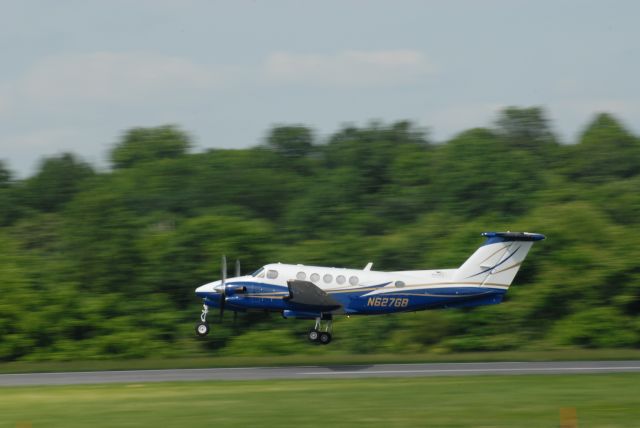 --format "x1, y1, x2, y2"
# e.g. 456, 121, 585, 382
0, 161, 10, 188
61, 185, 143, 294
137, 214, 275, 307
549, 307, 637, 348
1, 111, 640, 361
188, 148, 301, 220
0, 161, 20, 226
494, 106, 558, 157
323, 121, 429, 193
565, 113, 640, 182
111, 125, 192, 169
430, 128, 543, 217
265, 125, 314, 159
20, 153, 94, 212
